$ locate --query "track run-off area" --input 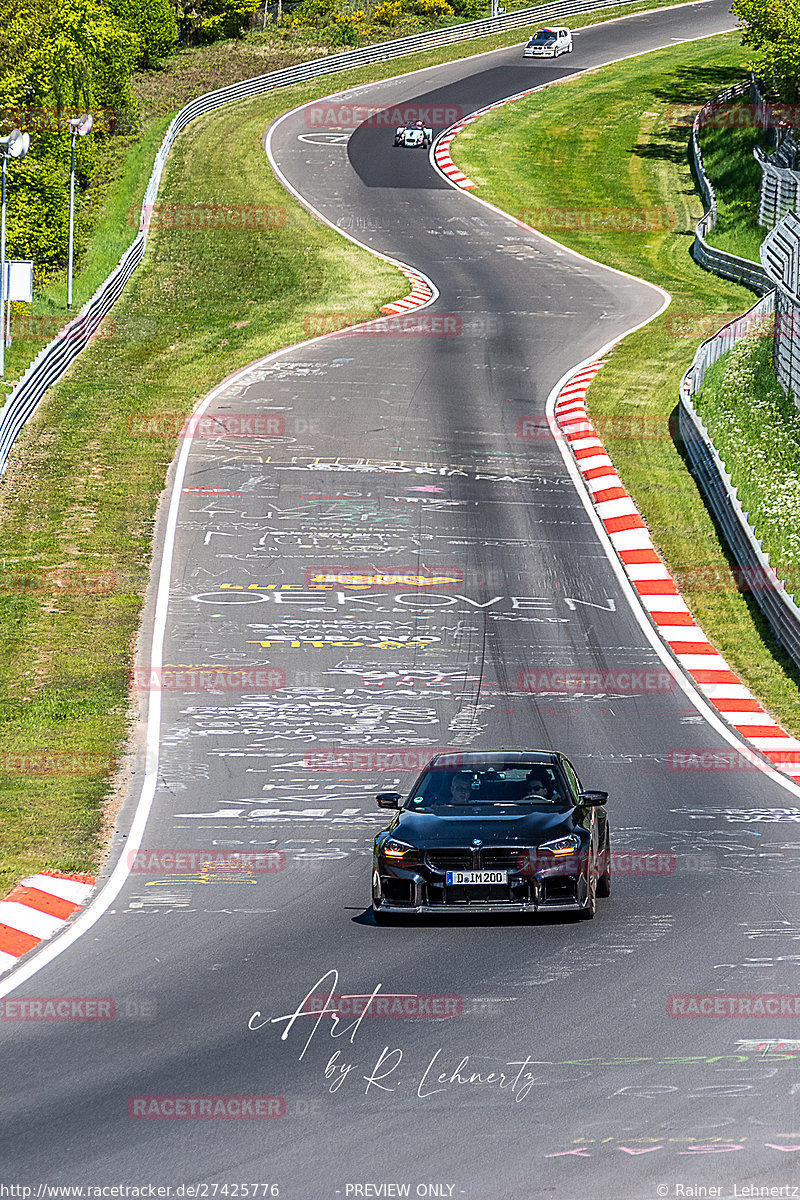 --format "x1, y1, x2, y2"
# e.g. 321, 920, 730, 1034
3, 2, 800, 1195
